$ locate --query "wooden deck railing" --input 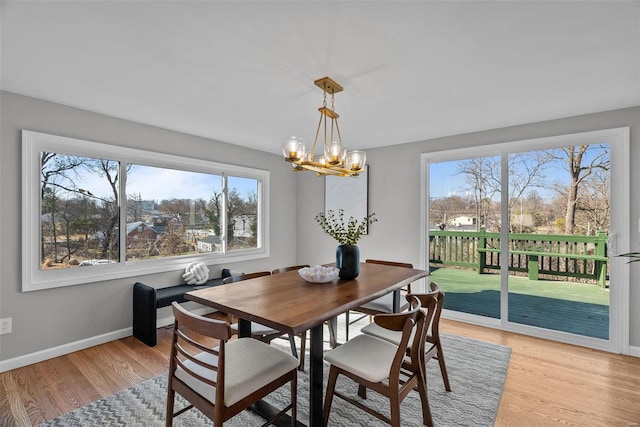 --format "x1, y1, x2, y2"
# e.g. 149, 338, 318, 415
429, 228, 608, 287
